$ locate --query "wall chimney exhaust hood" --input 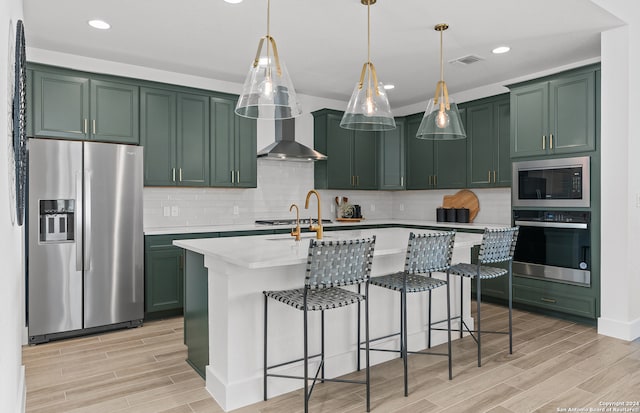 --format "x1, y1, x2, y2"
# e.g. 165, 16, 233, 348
257, 119, 327, 161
